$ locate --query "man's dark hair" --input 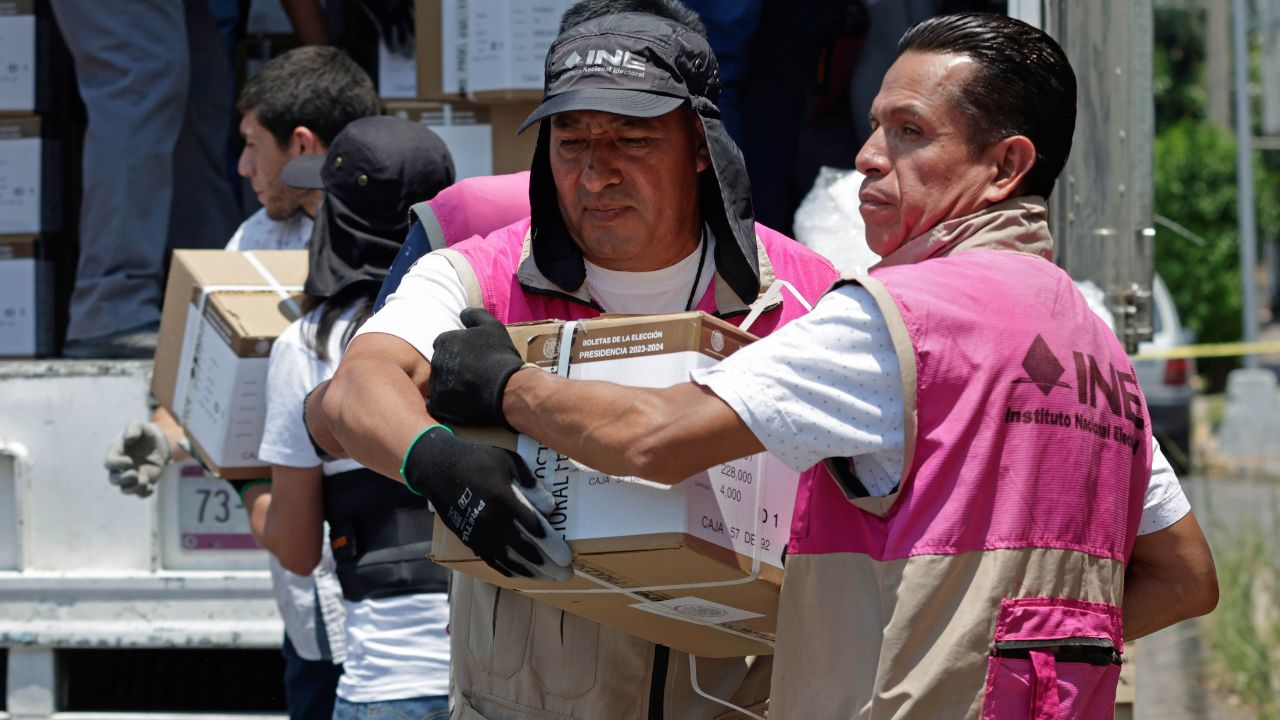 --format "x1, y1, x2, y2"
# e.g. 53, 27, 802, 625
559, 0, 706, 35
898, 13, 1076, 198
236, 46, 380, 150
